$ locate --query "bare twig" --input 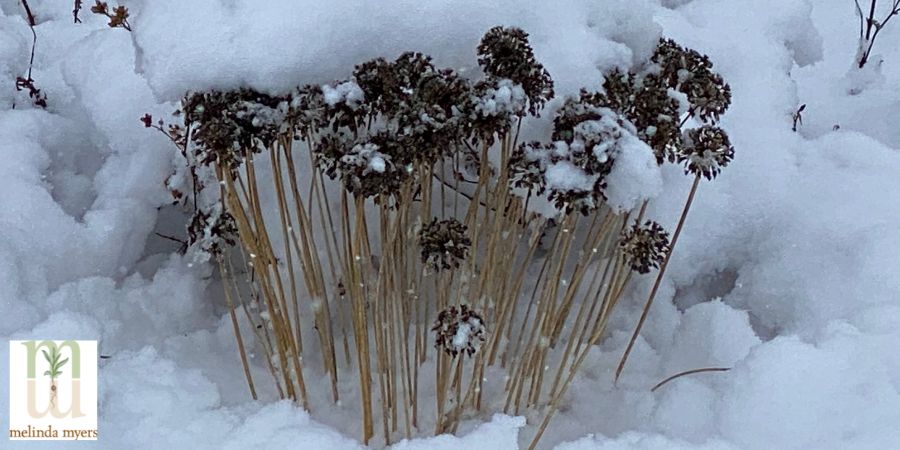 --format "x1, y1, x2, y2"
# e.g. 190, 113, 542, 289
14, 0, 47, 109
73, 0, 83, 23
855, 0, 900, 68
792, 104, 806, 132
651, 367, 731, 392
615, 174, 702, 383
